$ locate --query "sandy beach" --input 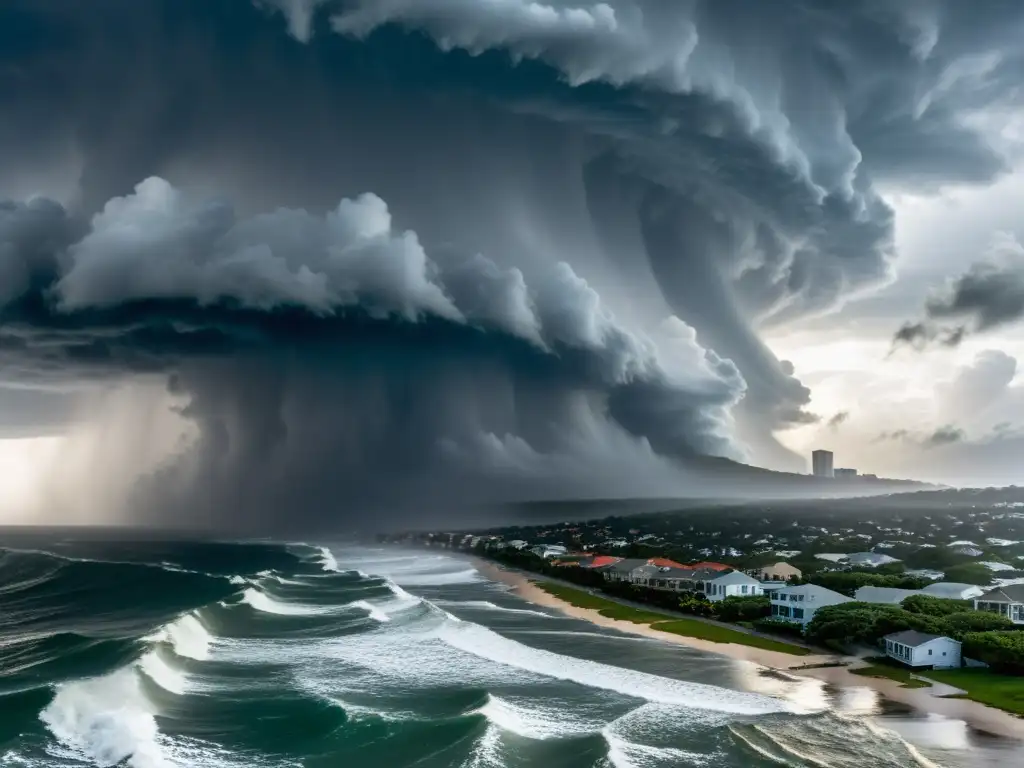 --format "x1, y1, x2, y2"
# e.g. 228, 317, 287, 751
473, 559, 1024, 740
